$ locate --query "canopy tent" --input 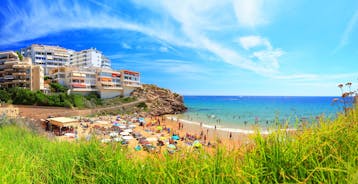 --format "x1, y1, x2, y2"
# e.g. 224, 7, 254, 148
47, 117, 79, 127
